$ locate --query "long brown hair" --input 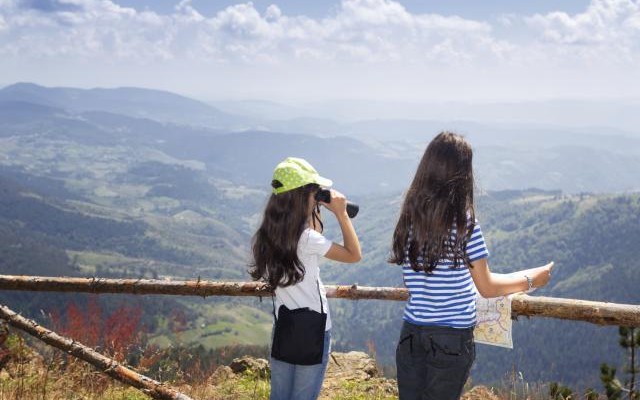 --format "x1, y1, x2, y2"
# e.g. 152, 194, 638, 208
389, 132, 476, 272
249, 183, 321, 288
